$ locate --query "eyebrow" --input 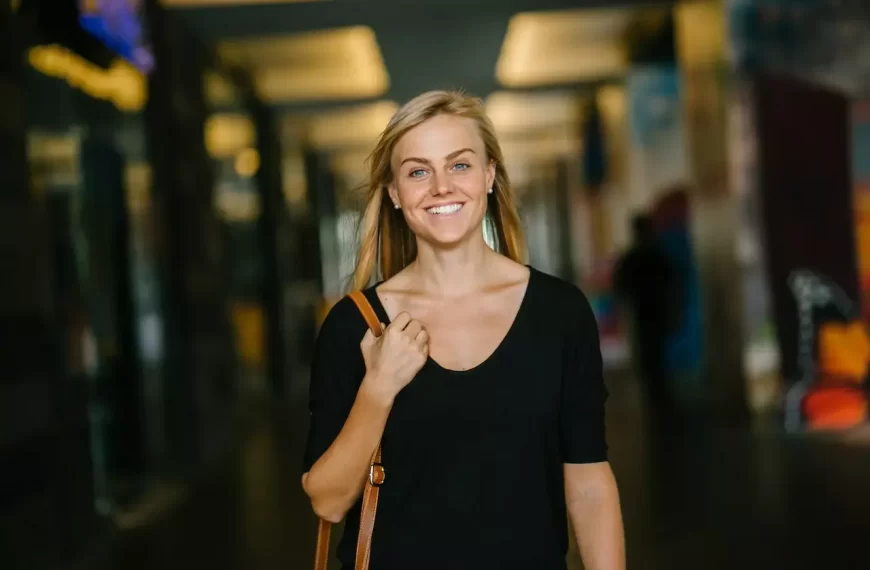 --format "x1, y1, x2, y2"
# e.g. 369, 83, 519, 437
400, 147, 476, 167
